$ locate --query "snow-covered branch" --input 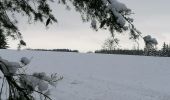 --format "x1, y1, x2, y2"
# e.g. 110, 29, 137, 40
0, 56, 62, 100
